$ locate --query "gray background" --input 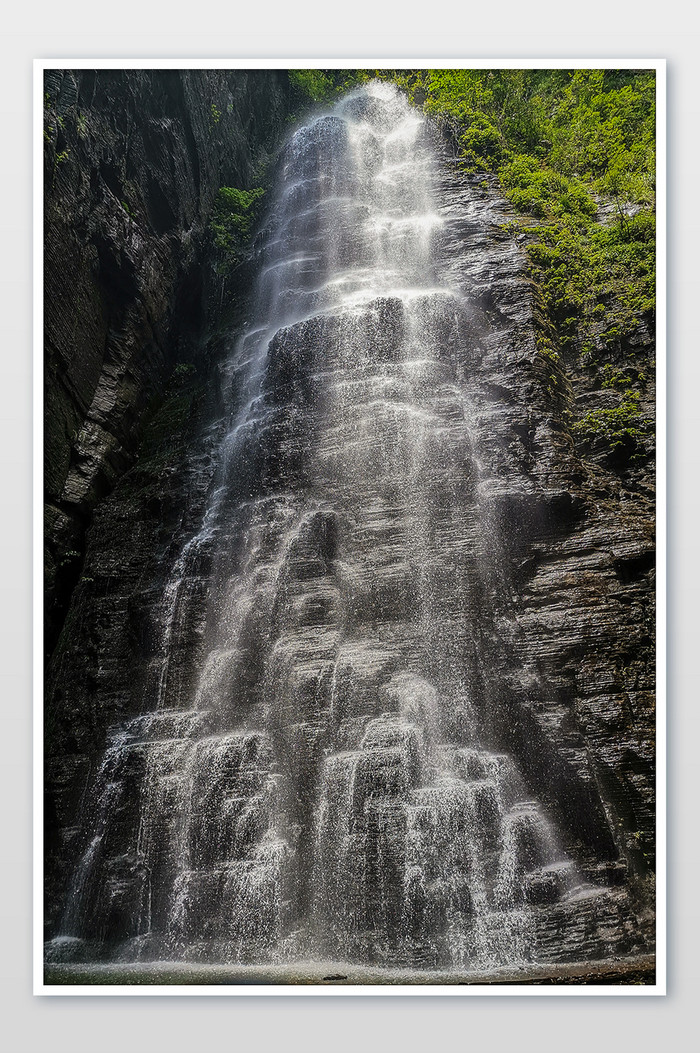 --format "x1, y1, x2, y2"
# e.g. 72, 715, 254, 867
1, 6, 696, 1050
